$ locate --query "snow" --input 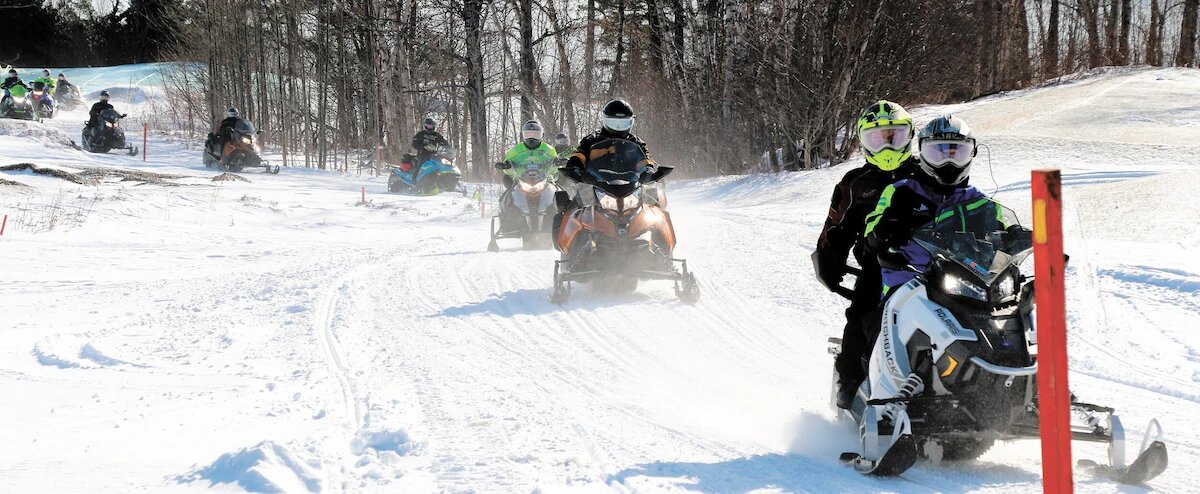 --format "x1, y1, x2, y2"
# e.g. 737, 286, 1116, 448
2, 65, 1199, 493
